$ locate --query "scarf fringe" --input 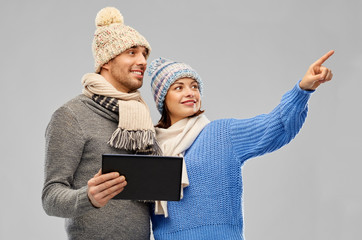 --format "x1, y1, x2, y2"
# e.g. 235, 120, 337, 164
108, 128, 162, 155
